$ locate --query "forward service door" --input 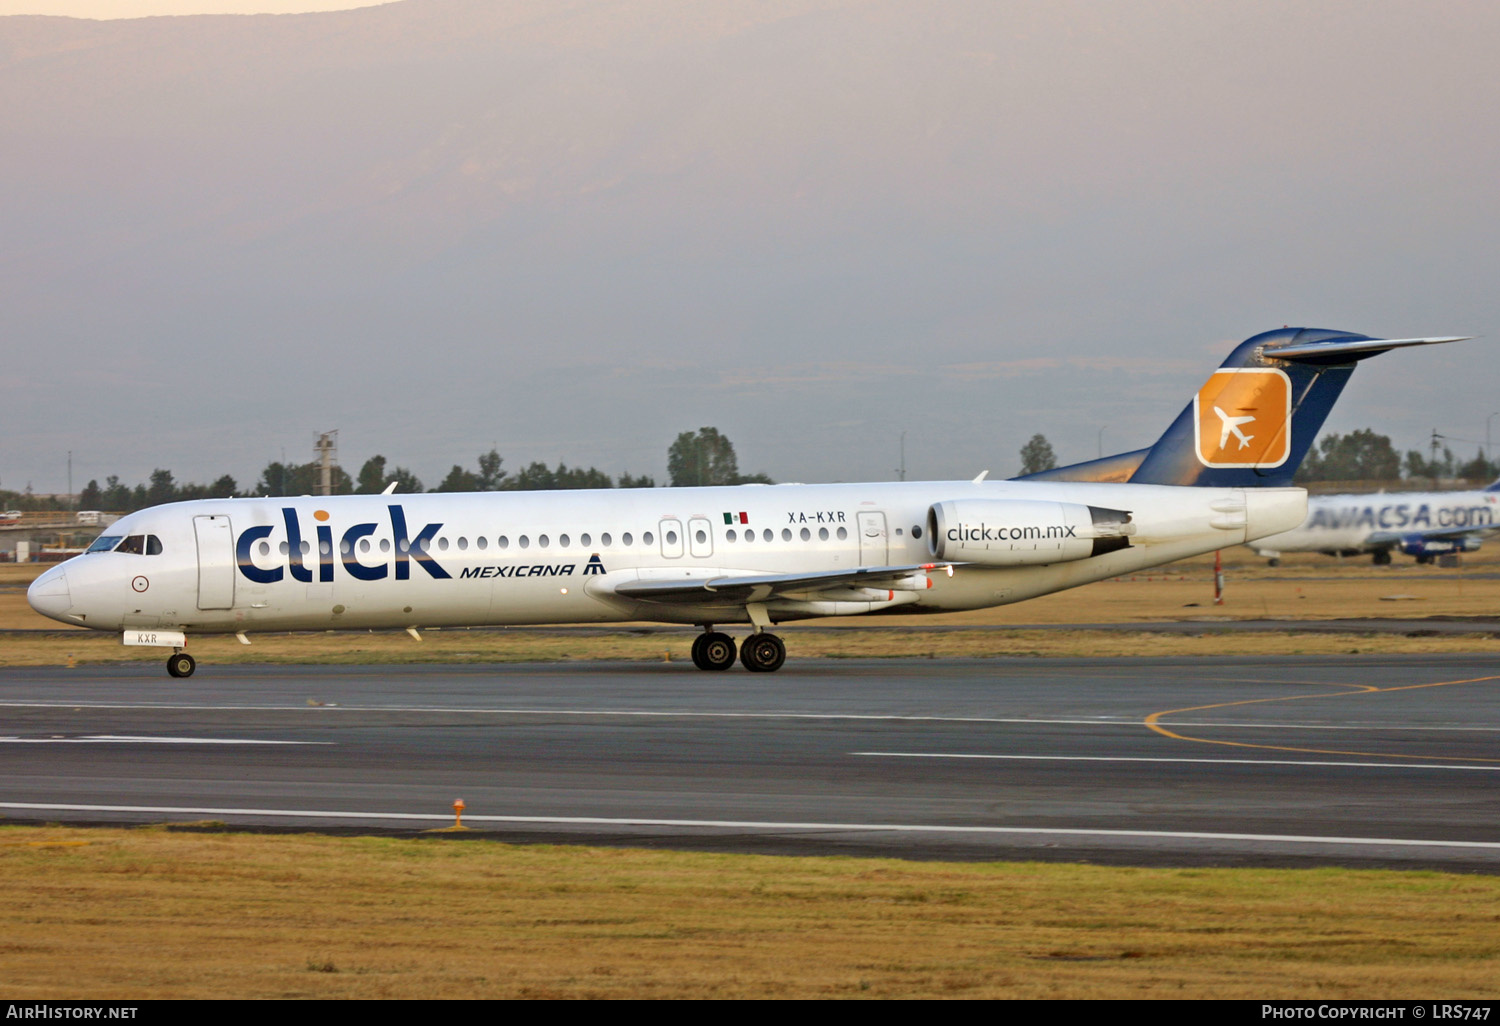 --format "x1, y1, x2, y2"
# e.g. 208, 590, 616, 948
193, 514, 235, 610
